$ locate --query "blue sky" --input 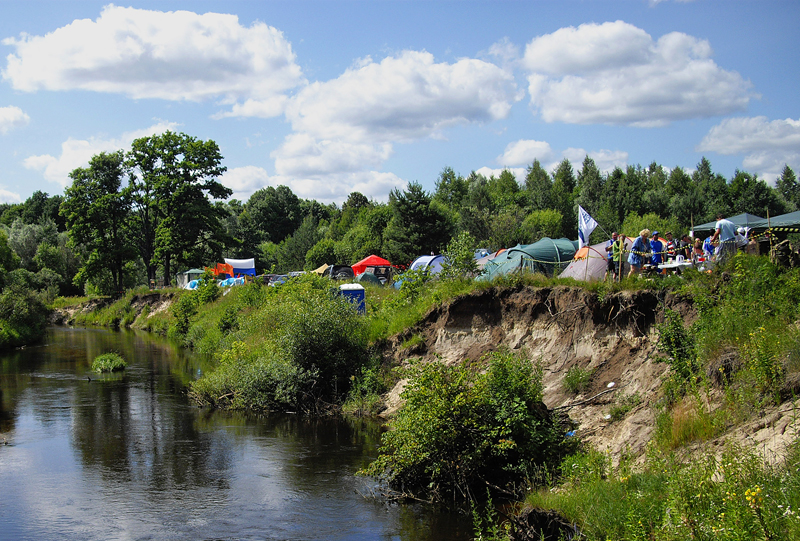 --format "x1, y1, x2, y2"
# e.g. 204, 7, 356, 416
0, 0, 798, 205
